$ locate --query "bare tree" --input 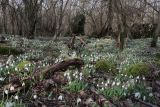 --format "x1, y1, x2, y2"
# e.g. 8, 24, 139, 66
1, 0, 9, 34
22, 0, 43, 39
